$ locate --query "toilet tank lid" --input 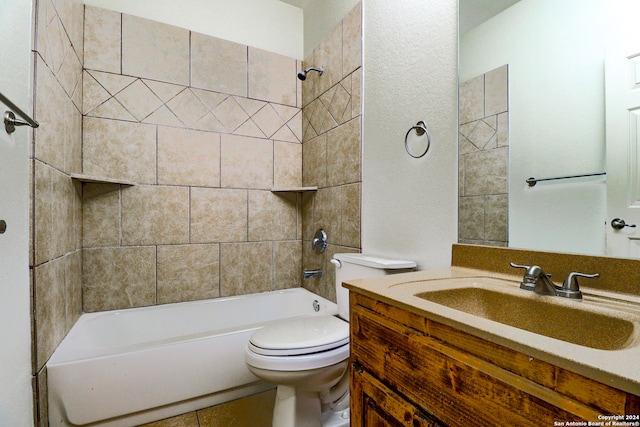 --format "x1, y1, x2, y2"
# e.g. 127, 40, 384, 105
333, 253, 416, 270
